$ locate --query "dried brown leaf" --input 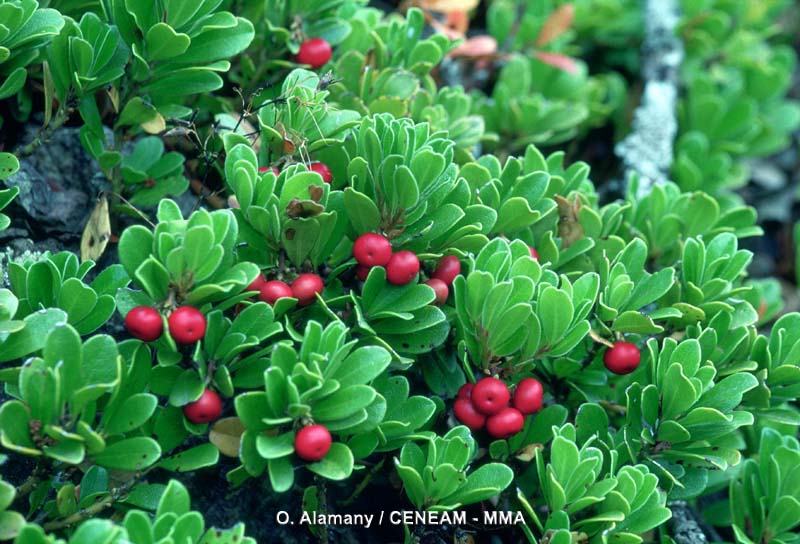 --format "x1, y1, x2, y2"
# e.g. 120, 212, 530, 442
209, 417, 246, 458
555, 194, 584, 248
